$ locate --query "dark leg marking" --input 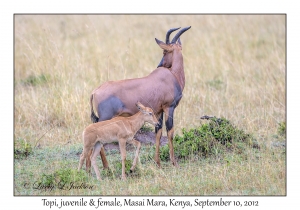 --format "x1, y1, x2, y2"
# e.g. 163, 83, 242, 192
165, 106, 177, 166
166, 107, 174, 132
154, 112, 163, 167
155, 112, 164, 133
